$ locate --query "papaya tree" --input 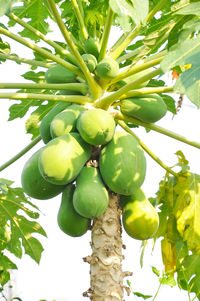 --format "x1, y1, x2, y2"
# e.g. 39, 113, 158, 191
0, 0, 200, 300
